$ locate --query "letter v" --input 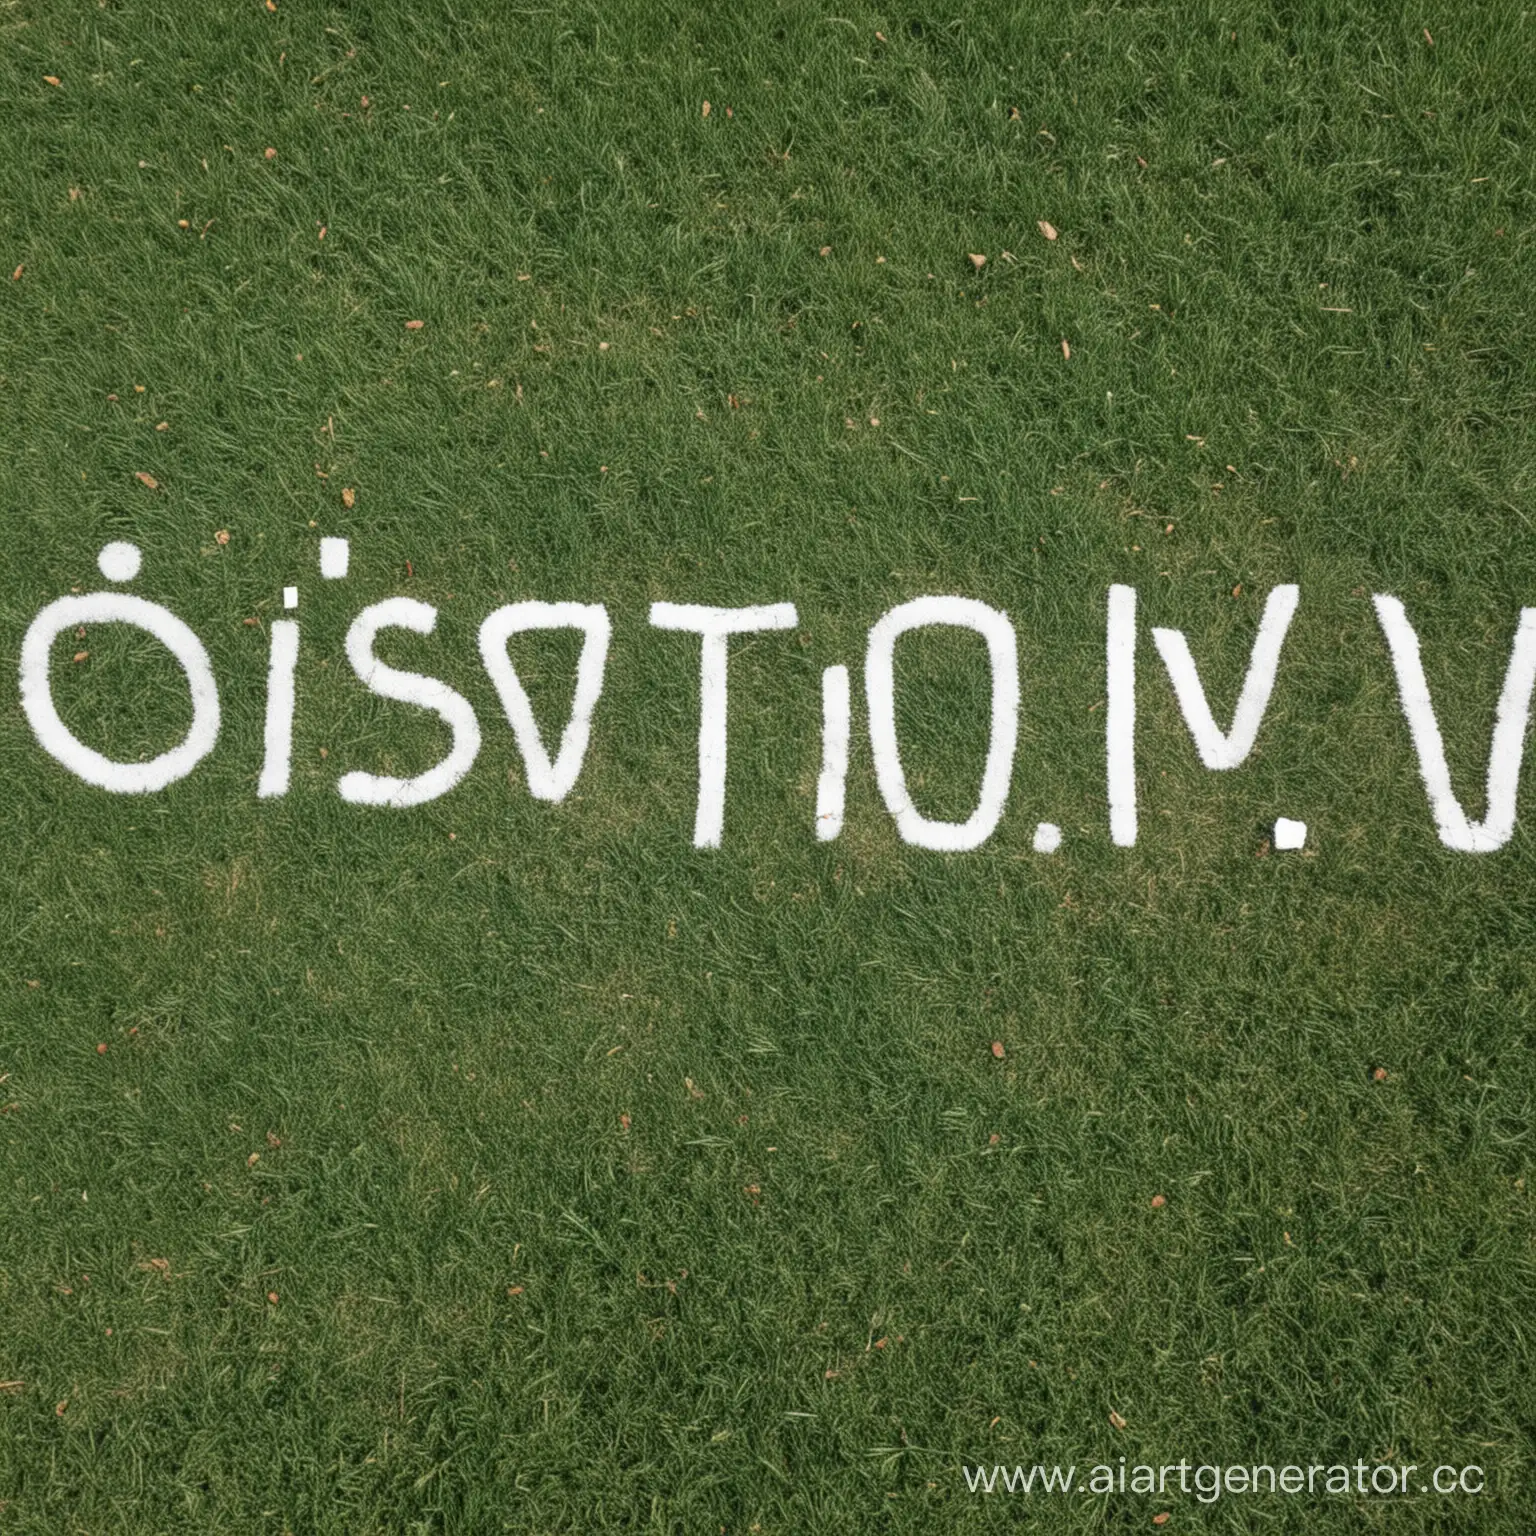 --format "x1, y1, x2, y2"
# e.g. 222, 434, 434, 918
1373, 594, 1536, 852
478, 602, 611, 802
1152, 585, 1299, 769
